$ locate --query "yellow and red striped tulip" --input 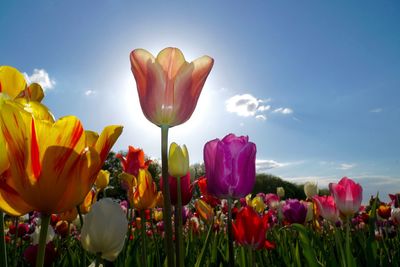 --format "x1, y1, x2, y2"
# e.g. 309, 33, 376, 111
0, 100, 122, 215
130, 47, 214, 127
132, 169, 158, 211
